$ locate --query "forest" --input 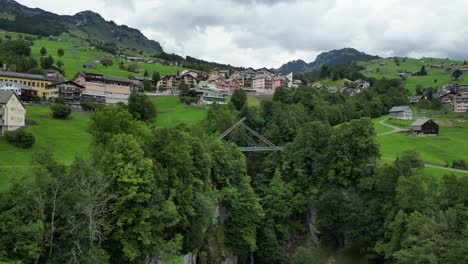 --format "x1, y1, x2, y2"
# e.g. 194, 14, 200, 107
0, 79, 467, 264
